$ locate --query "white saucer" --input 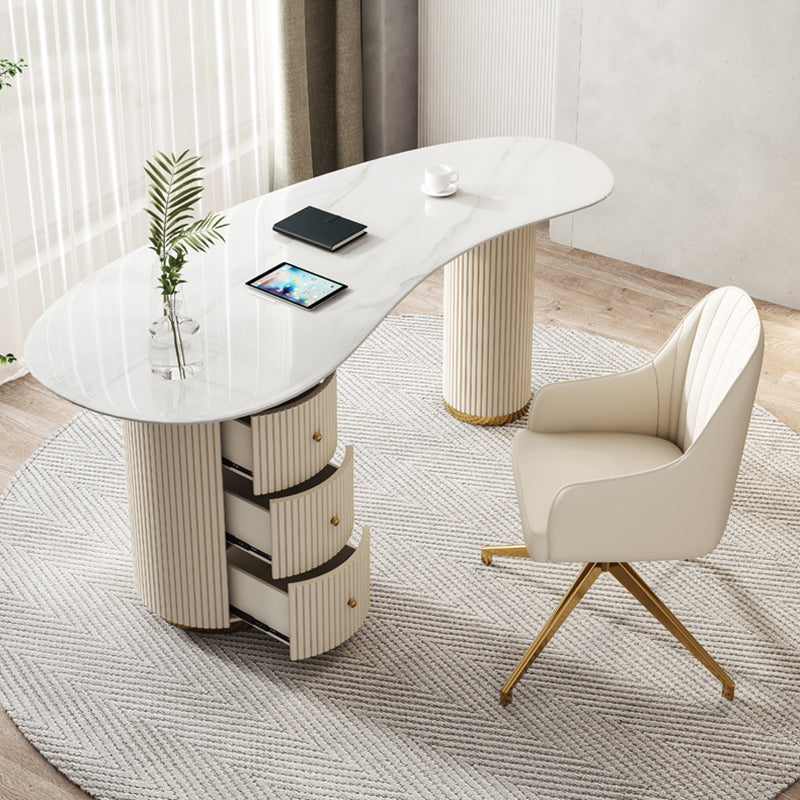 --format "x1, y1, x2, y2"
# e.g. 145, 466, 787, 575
421, 183, 457, 198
